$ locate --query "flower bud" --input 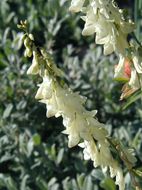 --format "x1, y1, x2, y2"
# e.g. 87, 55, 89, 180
114, 55, 131, 82
129, 68, 140, 89
24, 48, 32, 57
35, 76, 52, 99
24, 37, 31, 48
28, 34, 34, 41
69, 0, 85, 12
27, 51, 39, 74
133, 55, 142, 74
